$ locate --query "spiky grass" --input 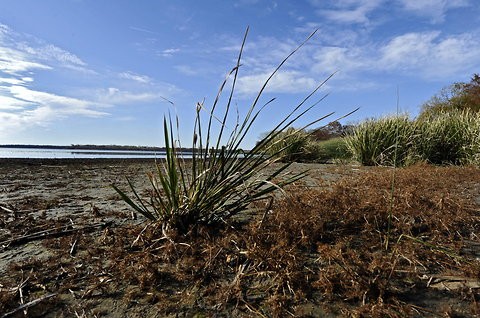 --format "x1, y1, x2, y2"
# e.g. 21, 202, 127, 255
113, 28, 340, 233
345, 110, 480, 167
414, 109, 480, 165
263, 127, 311, 162
344, 115, 415, 166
